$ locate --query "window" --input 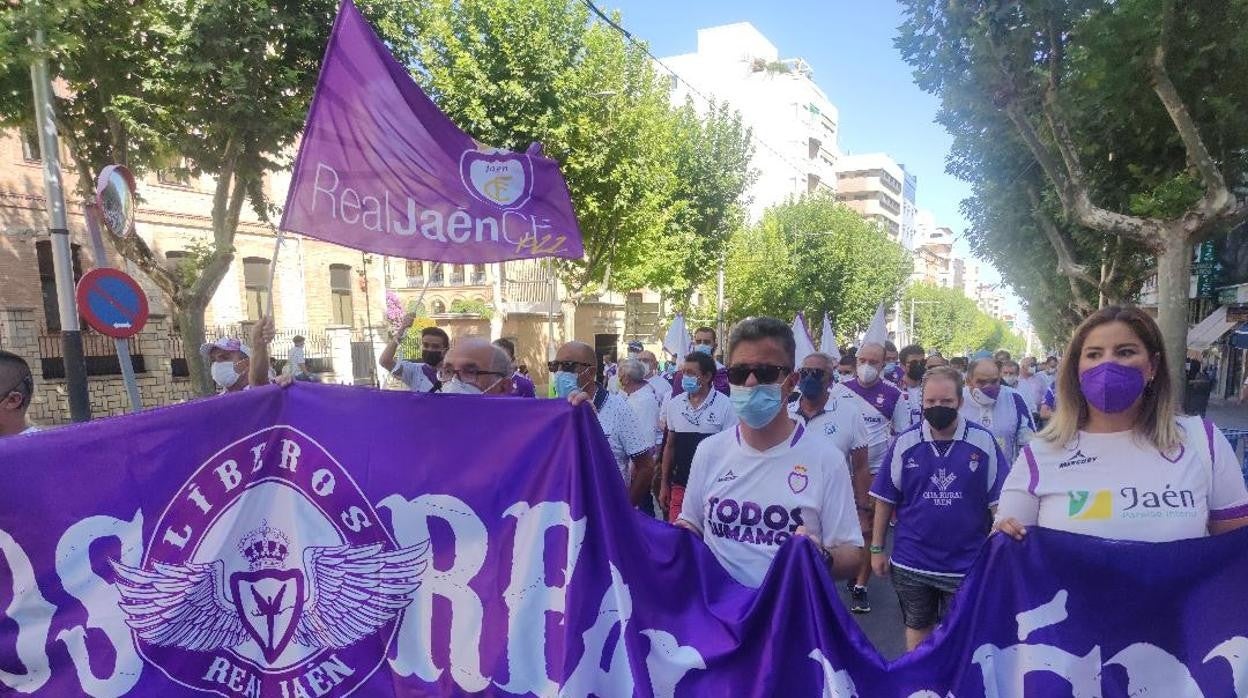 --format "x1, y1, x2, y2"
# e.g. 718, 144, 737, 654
471, 264, 486, 285
449, 264, 465, 286
20, 127, 40, 162
405, 260, 424, 285
430, 263, 445, 285
36, 240, 84, 331
242, 257, 271, 322
431, 300, 446, 315
165, 250, 189, 271
329, 264, 353, 326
